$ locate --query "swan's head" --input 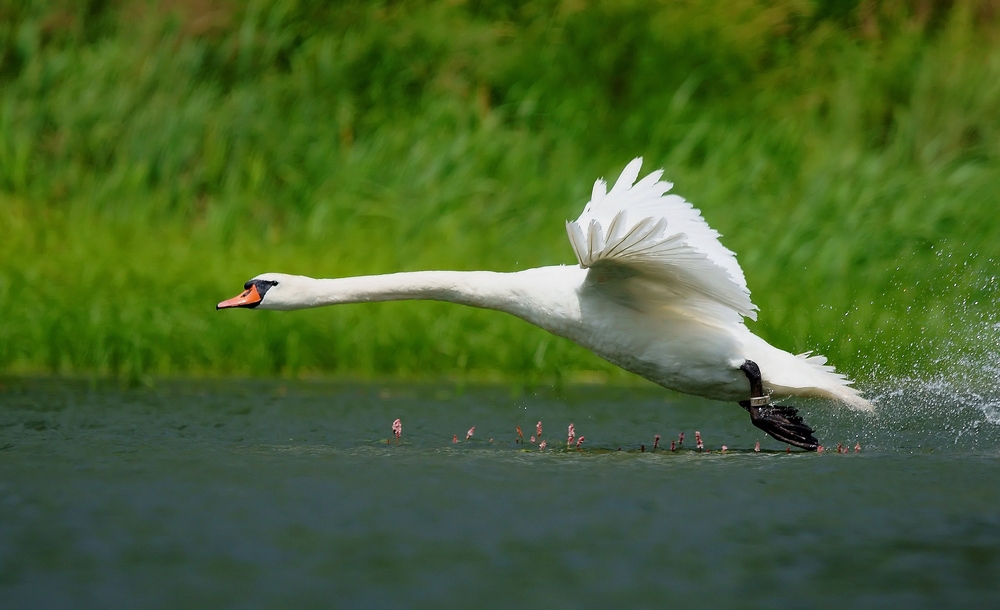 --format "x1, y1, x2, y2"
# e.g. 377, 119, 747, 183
216, 273, 309, 311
